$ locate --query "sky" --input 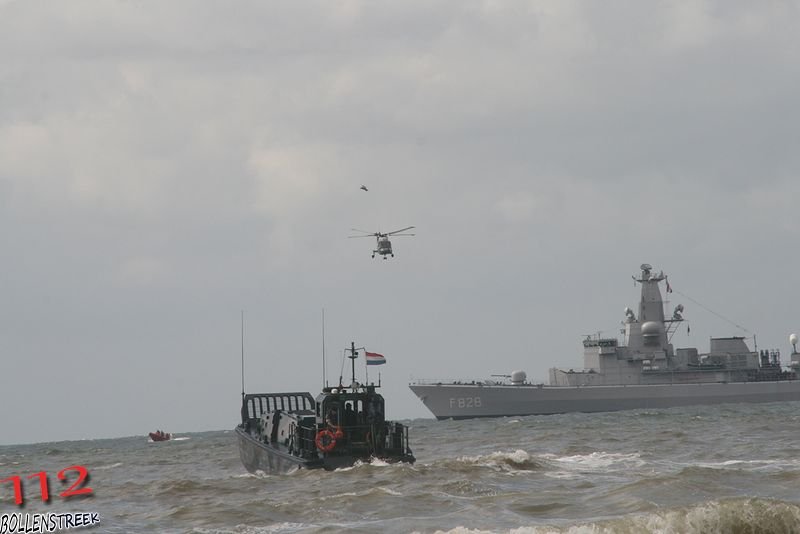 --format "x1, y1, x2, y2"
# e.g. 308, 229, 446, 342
1, 0, 799, 445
